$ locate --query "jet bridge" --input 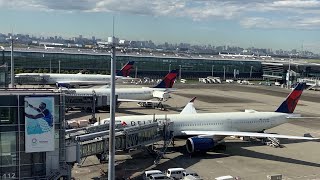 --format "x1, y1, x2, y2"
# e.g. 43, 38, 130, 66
65, 120, 170, 166
64, 93, 112, 111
